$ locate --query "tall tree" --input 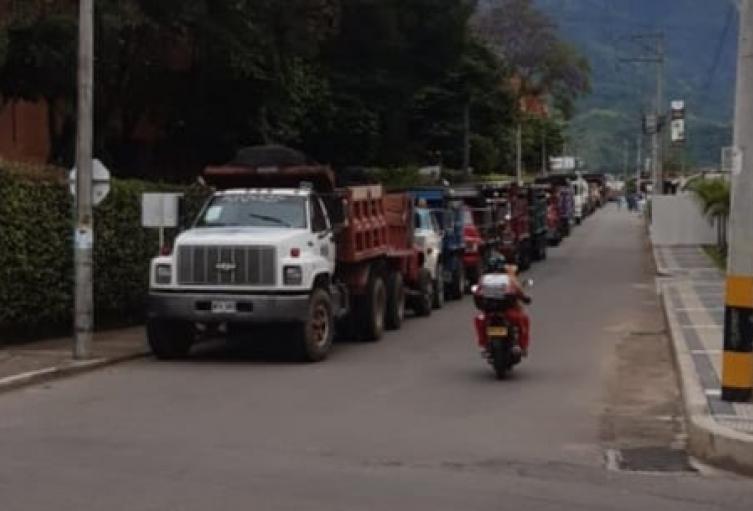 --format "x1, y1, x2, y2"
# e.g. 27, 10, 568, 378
475, 0, 590, 119
0, 14, 77, 164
